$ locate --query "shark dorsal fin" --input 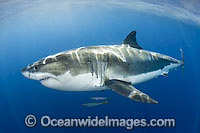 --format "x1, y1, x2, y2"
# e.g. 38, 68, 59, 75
122, 31, 142, 49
